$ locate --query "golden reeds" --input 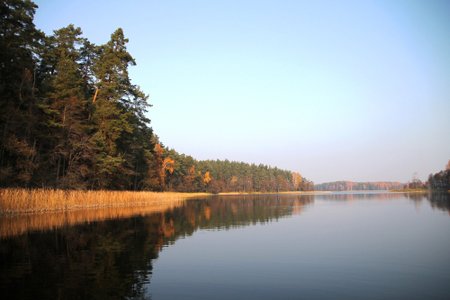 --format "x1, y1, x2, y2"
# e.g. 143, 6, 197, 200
0, 188, 209, 215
